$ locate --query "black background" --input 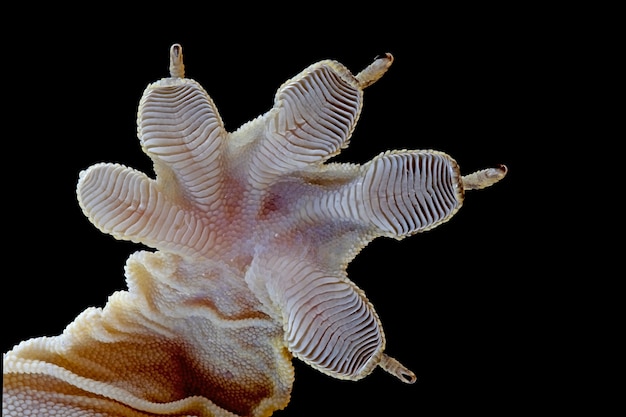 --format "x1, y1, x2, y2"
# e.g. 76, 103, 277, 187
3, 8, 549, 416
